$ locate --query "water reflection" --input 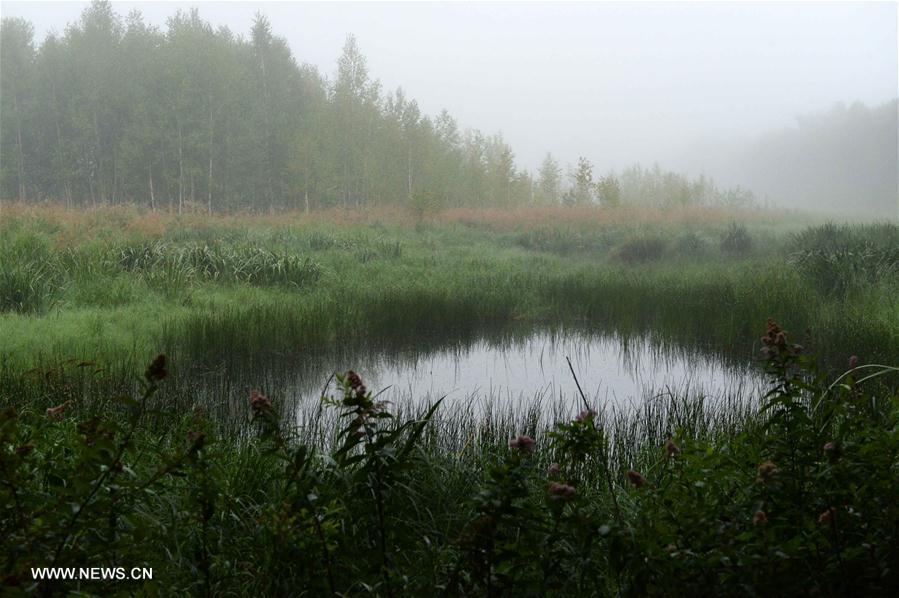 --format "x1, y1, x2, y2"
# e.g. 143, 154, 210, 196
181, 327, 766, 431
286, 329, 766, 419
